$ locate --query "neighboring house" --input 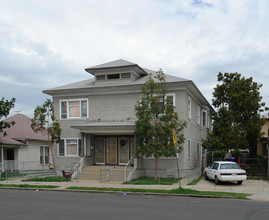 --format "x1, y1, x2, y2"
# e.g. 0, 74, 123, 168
257, 113, 269, 158
0, 114, 50, 171
43, 59, 214, 177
